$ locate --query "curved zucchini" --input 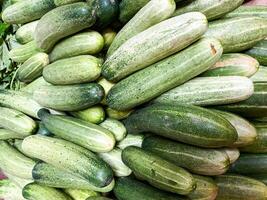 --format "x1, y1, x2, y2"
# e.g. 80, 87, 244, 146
142, 136, 230, 176
105, 107, 132, 120
64, 188, 99, 200
152, 76, 254, 107
18, 53, 49, 83
201, 53, 259, 77
49, 31, 104, 62
21, 77, 51, 94
204, 16, 267, 53
250, 66, 267, 83
224, 5, 267, 19
102, 28, 117, 51
107, 0, 176, 56
117, 134, 144, 150
102, 12, 208, 82
222, 148, 240, 164
33, 83, 104, 111
124, 104, 238, 148
16, 20, 39, 44
37, 109, 115, 152
122, 146, 195, 195
246, 40, 267, 66
107, 37, 222, 110
0, 128, 25, 140
100, 118, 127, 141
